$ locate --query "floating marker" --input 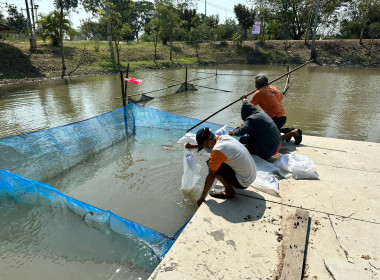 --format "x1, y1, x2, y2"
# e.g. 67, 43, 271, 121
125, 77, 143, 85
